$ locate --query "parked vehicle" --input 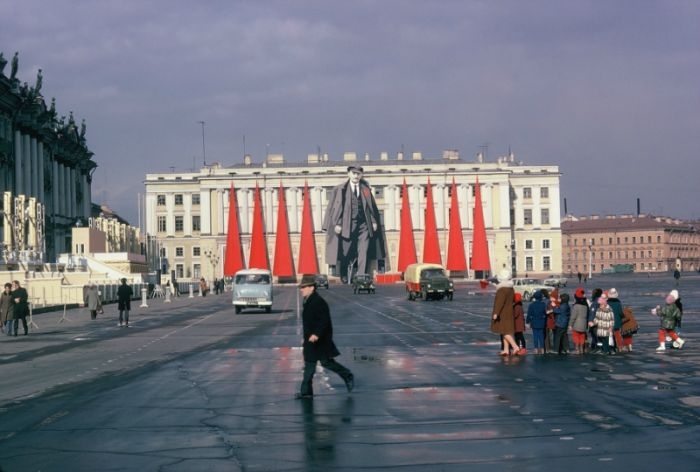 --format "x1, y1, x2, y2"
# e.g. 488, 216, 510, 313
512, 278, 550, 301
543, 274, 568, 288
315, 274, 329, 289
352, 274, 375, 294
232, 268, 273, 314
404, 263, 454, 301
